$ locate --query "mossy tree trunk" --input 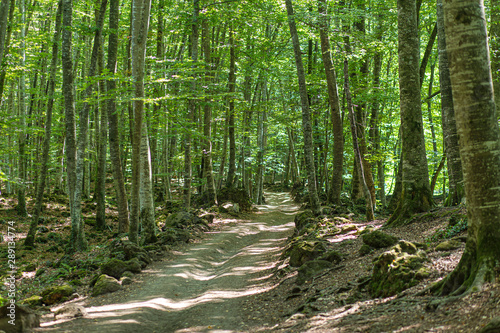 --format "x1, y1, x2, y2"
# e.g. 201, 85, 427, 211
433, 0, 500, 296
386, 0, 433, 227
437, 0, 464, 207
285, 0, 321, 215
